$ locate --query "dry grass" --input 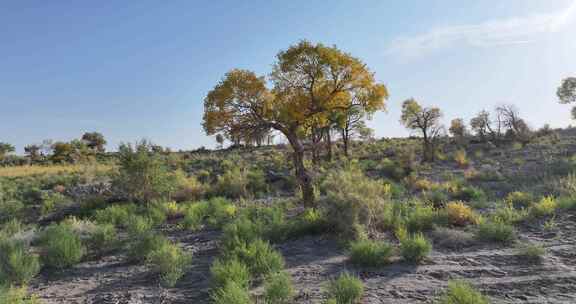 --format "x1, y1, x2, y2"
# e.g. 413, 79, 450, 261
0, 164, 114, 178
